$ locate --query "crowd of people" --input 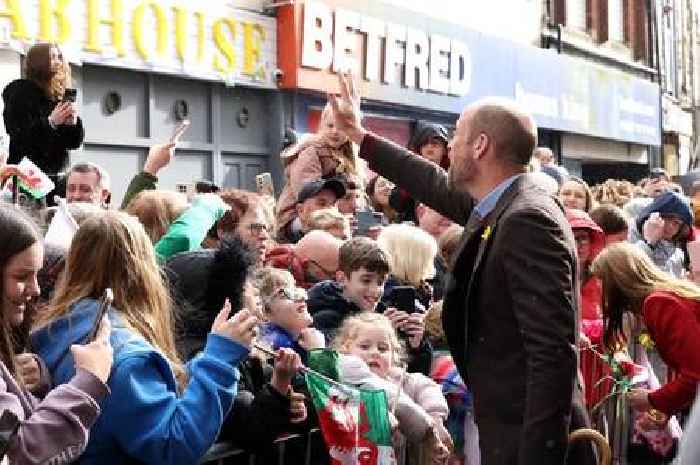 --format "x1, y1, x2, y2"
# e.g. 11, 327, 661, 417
0, 43, 699, 465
